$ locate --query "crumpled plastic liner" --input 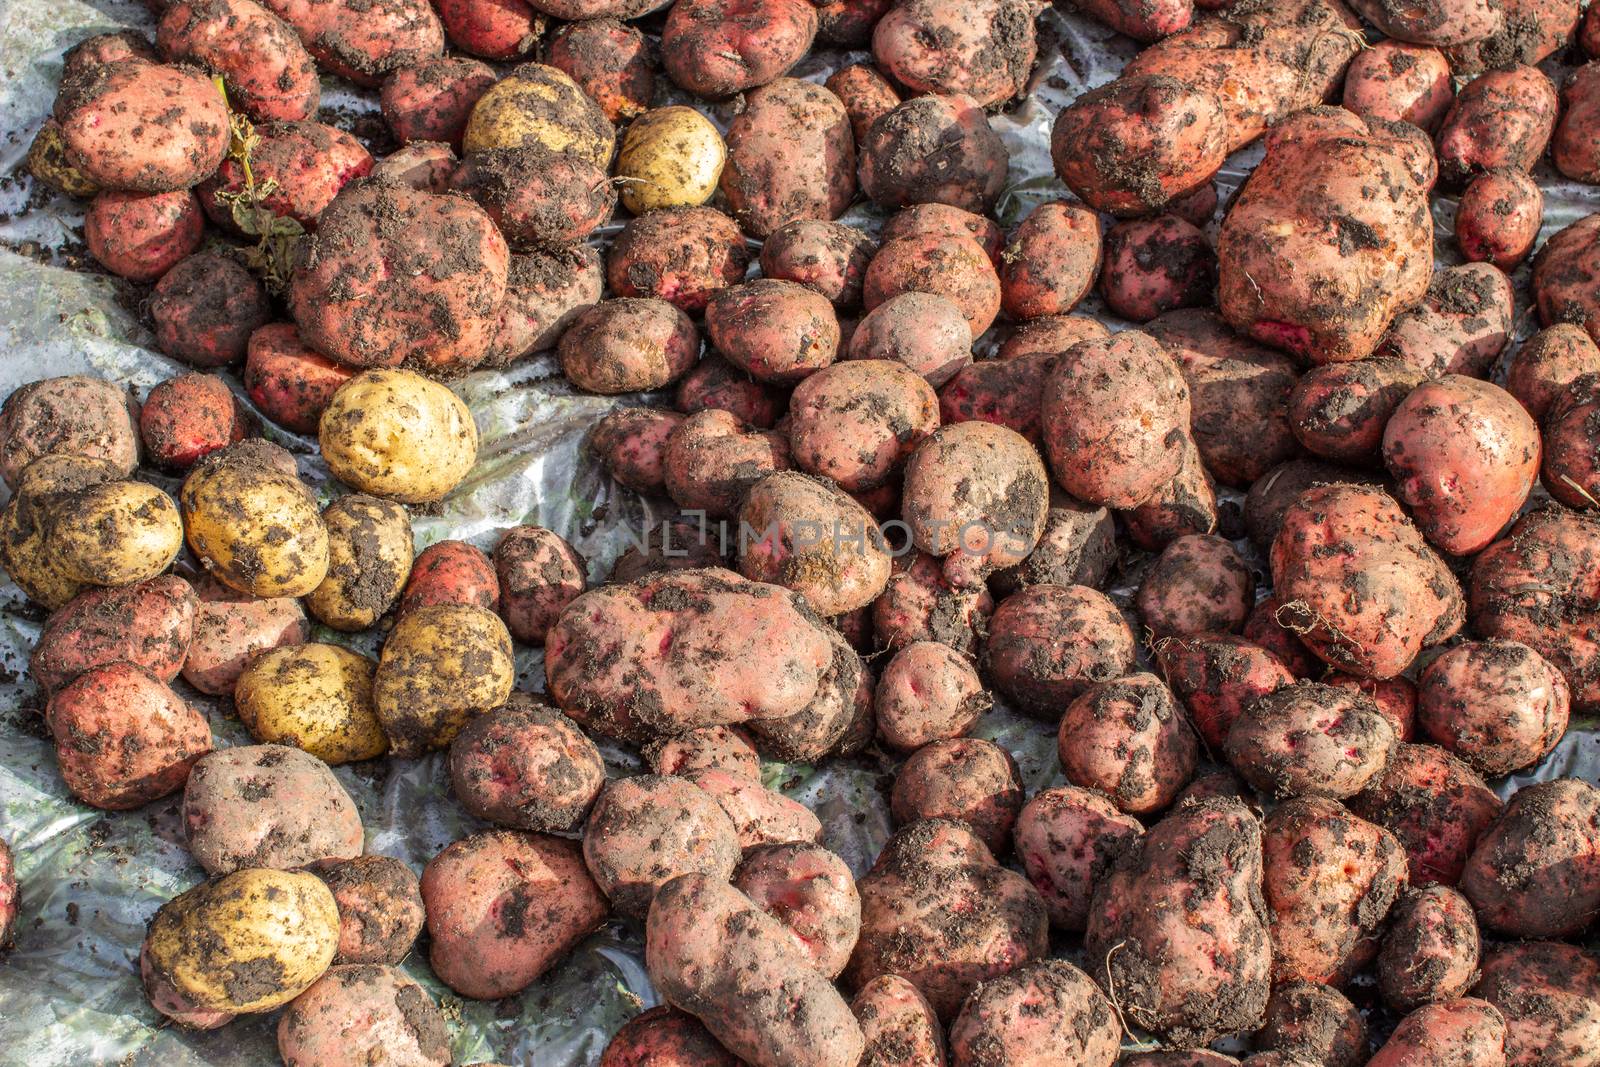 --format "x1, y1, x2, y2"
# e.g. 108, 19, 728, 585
0, 0, 1597, 1062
